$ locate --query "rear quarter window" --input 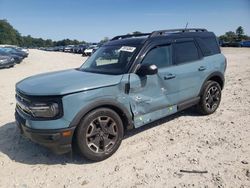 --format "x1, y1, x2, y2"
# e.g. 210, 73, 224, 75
197, 37, 220, 56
